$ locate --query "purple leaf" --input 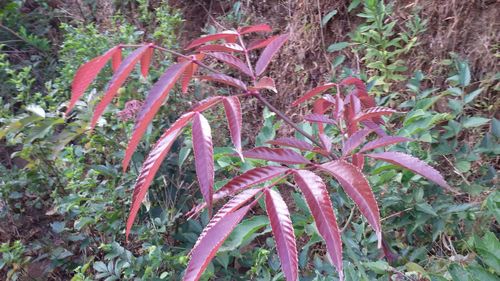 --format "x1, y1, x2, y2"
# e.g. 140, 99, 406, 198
242, 147, 311, 164
365, 151, 453, 192
192, 113, 214, 213
318, 160, 382, 248
265, 188, 298, 281
255, 34, 289, 76
293, 170, 343, 280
